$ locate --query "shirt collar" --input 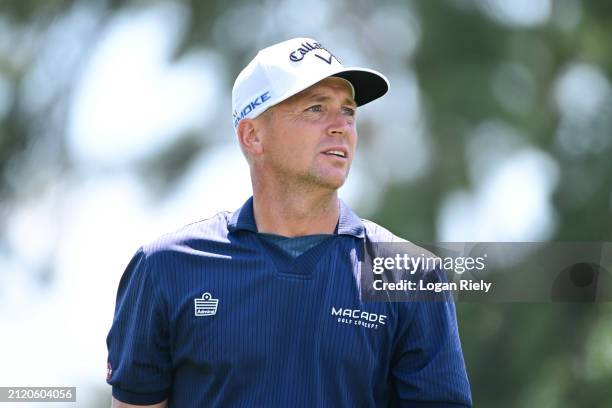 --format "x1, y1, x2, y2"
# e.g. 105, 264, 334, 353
228, 196, 365, 238
228, 196, 258, 233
